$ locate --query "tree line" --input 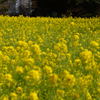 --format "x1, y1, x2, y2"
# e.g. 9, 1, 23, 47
0, 0, 100, 17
